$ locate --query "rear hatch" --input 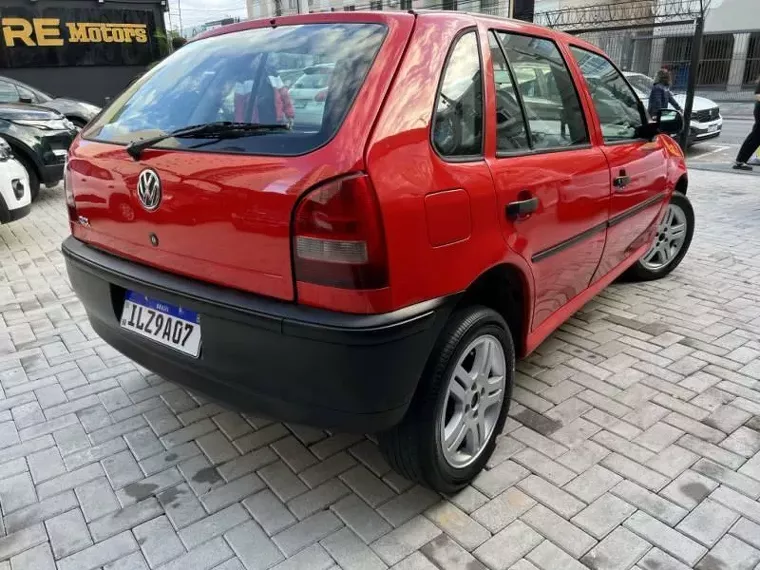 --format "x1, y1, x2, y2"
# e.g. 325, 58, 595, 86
69, 14, 413, 301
